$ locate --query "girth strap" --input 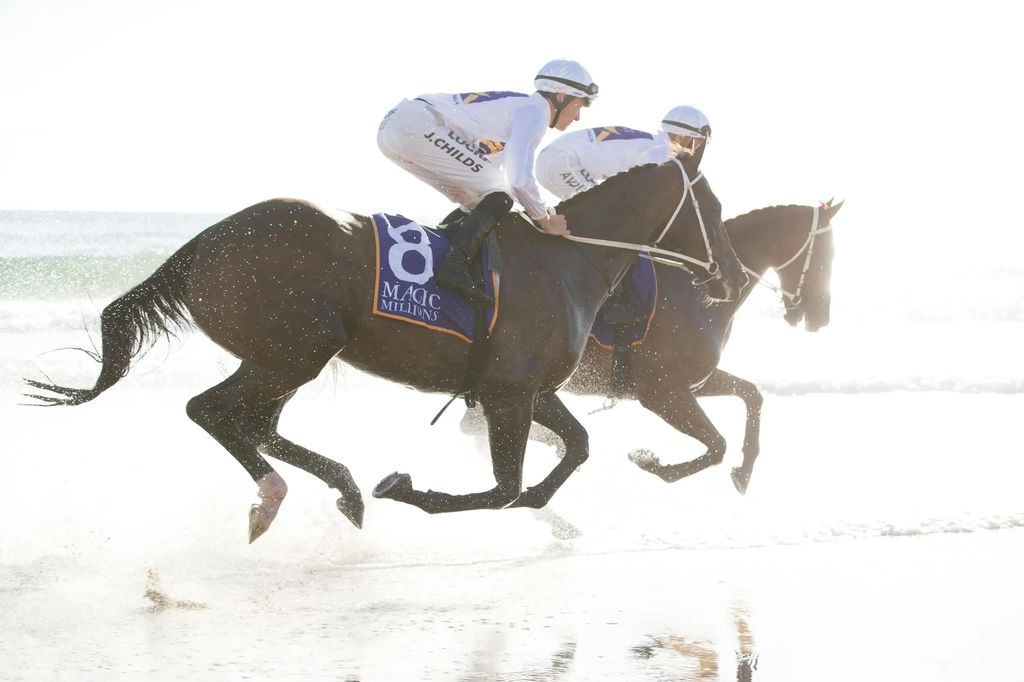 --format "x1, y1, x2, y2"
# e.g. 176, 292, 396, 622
430, 231, 500, 424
